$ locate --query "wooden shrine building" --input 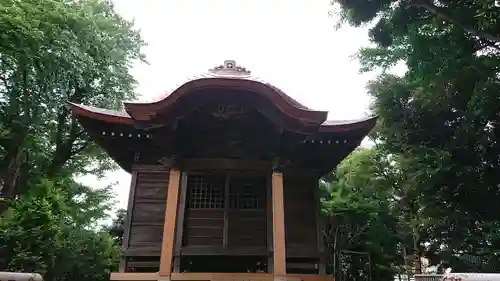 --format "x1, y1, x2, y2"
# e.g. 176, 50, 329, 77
70, 60, 376, 281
